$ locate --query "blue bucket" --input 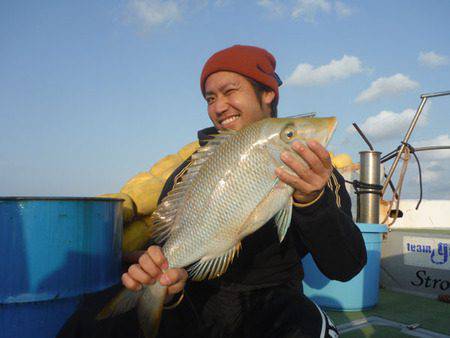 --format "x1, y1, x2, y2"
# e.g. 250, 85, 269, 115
302, 223, 387, 311
0, 197, 123, 338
